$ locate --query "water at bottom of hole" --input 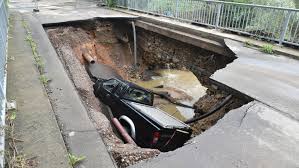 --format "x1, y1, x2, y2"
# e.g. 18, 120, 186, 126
130, 69, 207, 122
